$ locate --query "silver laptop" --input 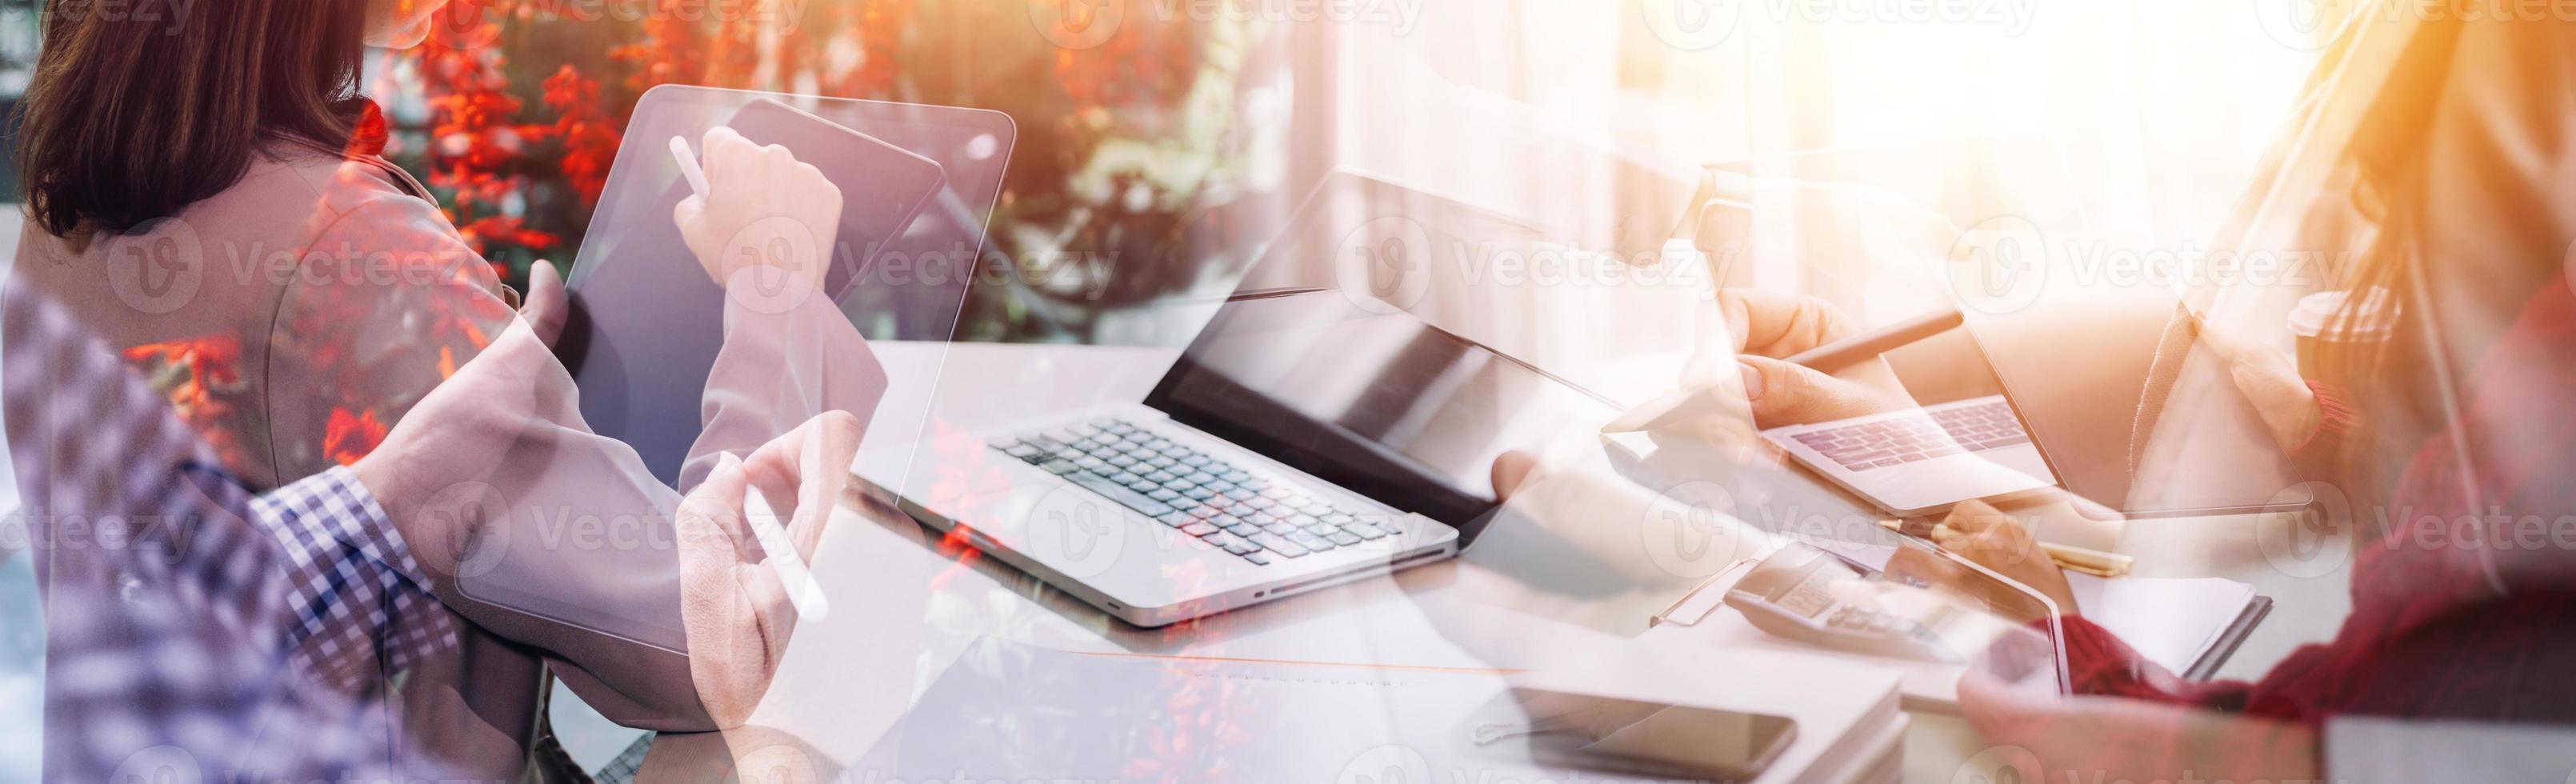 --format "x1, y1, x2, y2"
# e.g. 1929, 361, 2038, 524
1759, 393, 2055, 518
890, 286, 1622, 626
1755, 285, 2310, 518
